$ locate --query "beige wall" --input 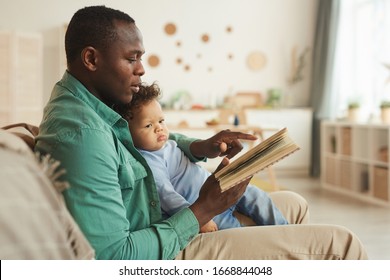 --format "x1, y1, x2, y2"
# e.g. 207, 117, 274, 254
0, 0, 318, 108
